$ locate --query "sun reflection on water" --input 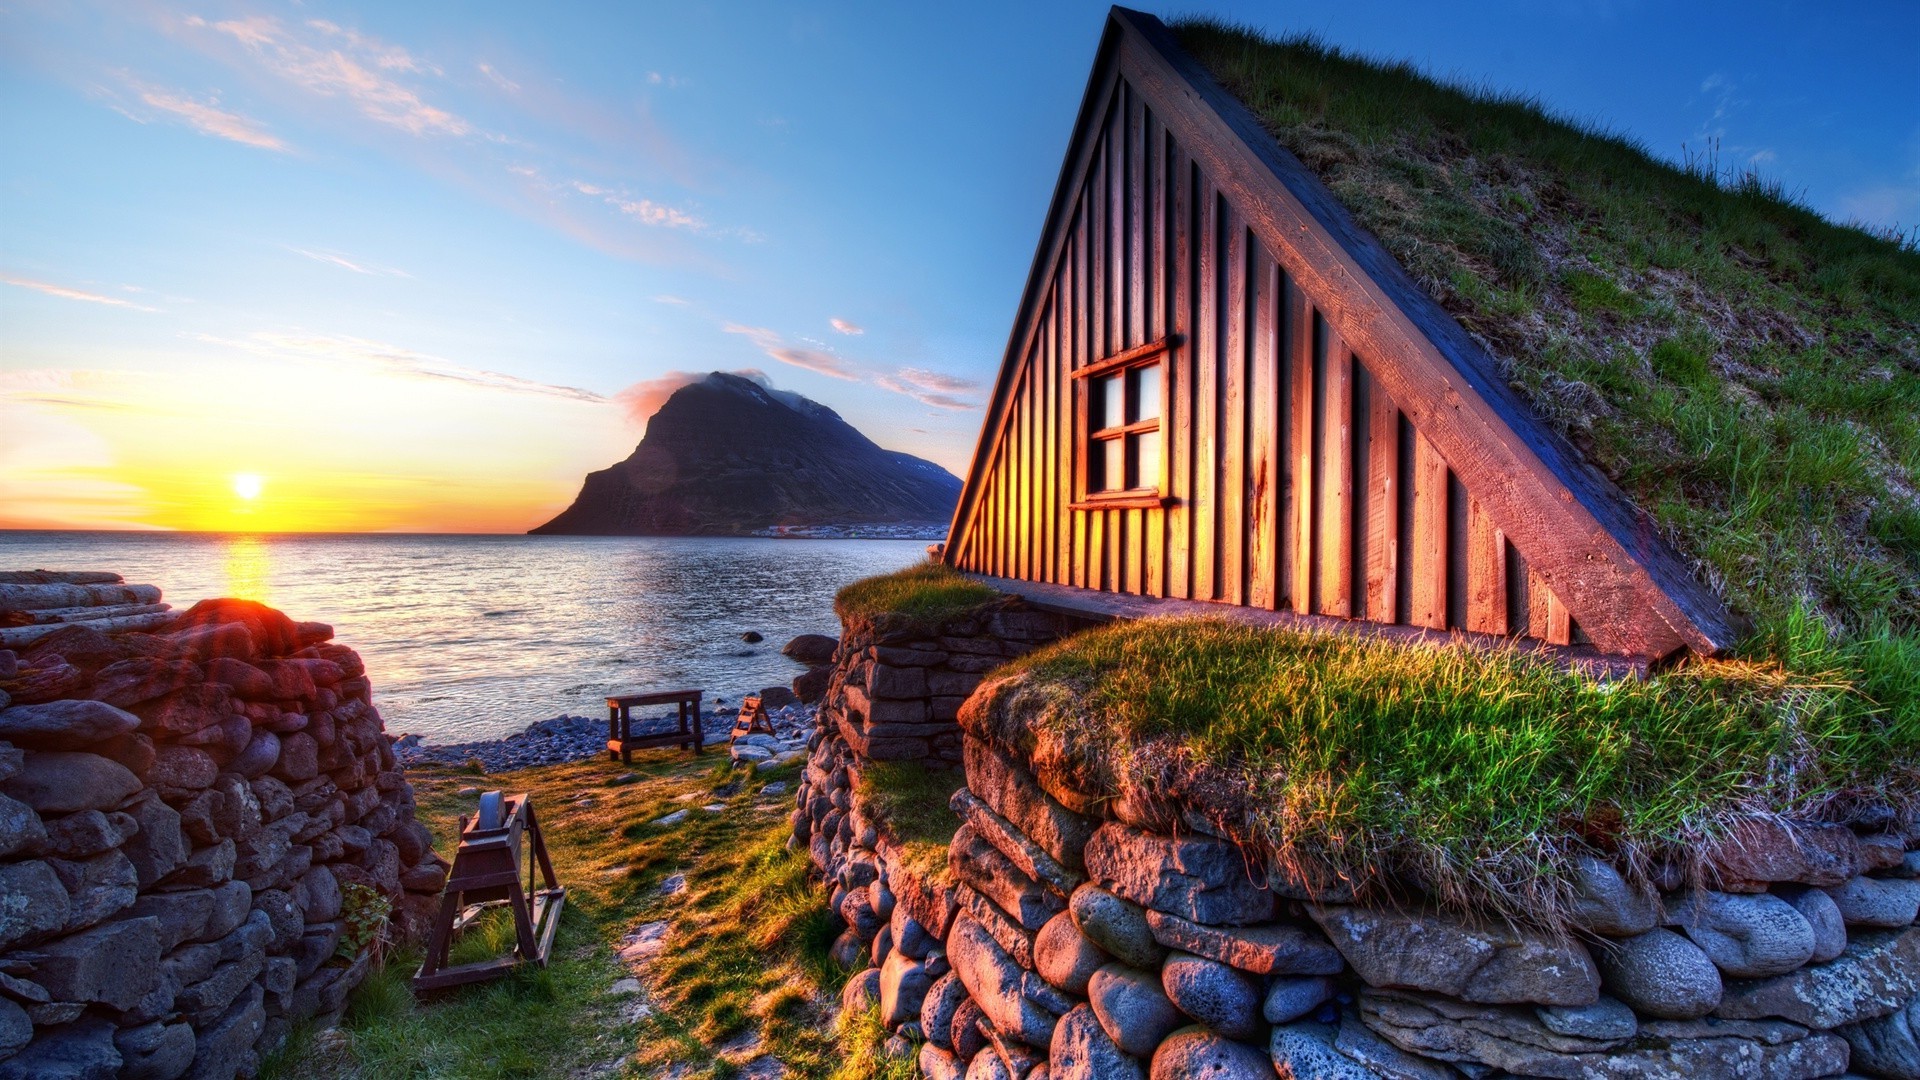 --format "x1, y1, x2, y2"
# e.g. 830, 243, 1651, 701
223, 535, 271, 602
